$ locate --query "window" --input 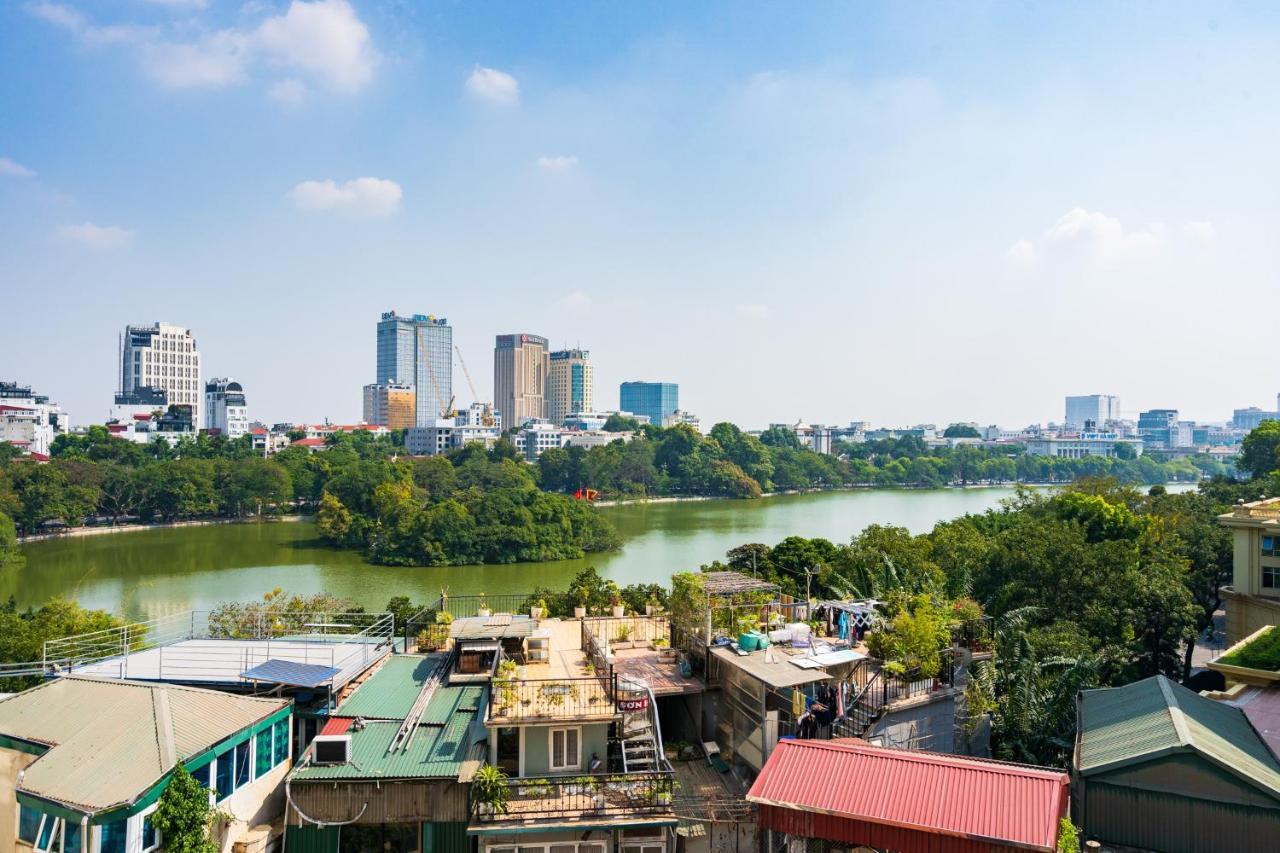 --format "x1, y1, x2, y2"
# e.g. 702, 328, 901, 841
255, 728, 273, 778
141, 815, 161, 853
190, 761, 212, 789
549, 727, 581, 770
1264, 536, 1279, 558
64, 822, 82, 853
235, 740, 251, 789
1265, 566, 1280, 590
99, 821, 126, 853
19, 805, 42, 844
273, 718, 290, 765
215, 749, 235, 800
